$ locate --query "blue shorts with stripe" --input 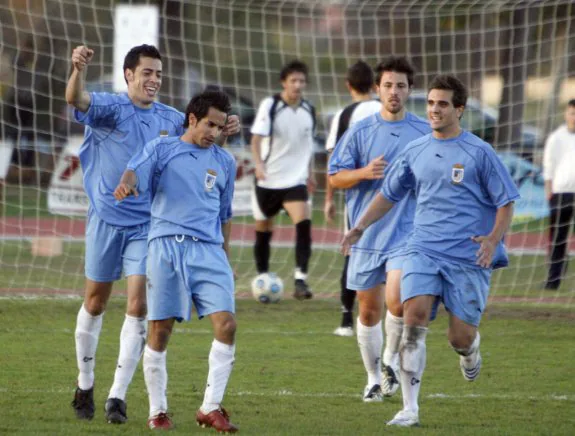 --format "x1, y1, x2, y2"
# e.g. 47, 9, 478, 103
401, 251, 491, 327
347, 249, 405, 291
84, 209, 148, 282
146, 235, 235, 322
